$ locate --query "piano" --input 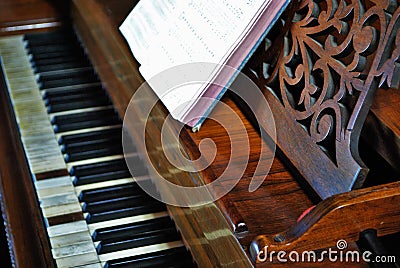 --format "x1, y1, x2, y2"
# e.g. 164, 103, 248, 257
0, 0, 399, 267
